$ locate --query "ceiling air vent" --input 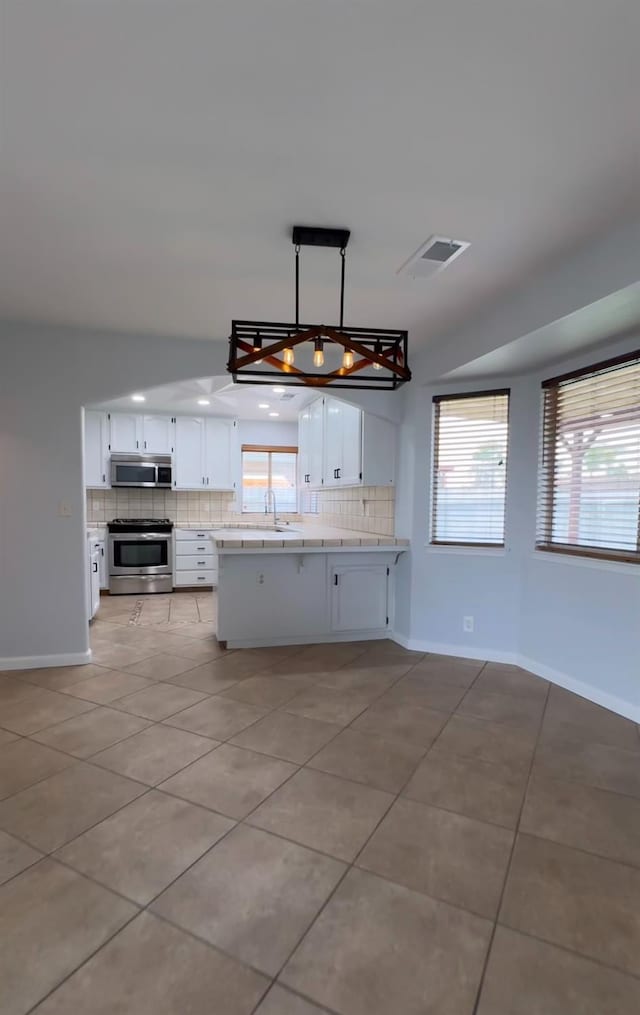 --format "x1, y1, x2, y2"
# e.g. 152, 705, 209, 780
279, 392, 296, 401
397, 235, 470, 279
